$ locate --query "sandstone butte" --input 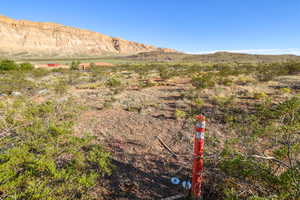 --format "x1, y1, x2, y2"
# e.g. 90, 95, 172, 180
0, 15, 176, 58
